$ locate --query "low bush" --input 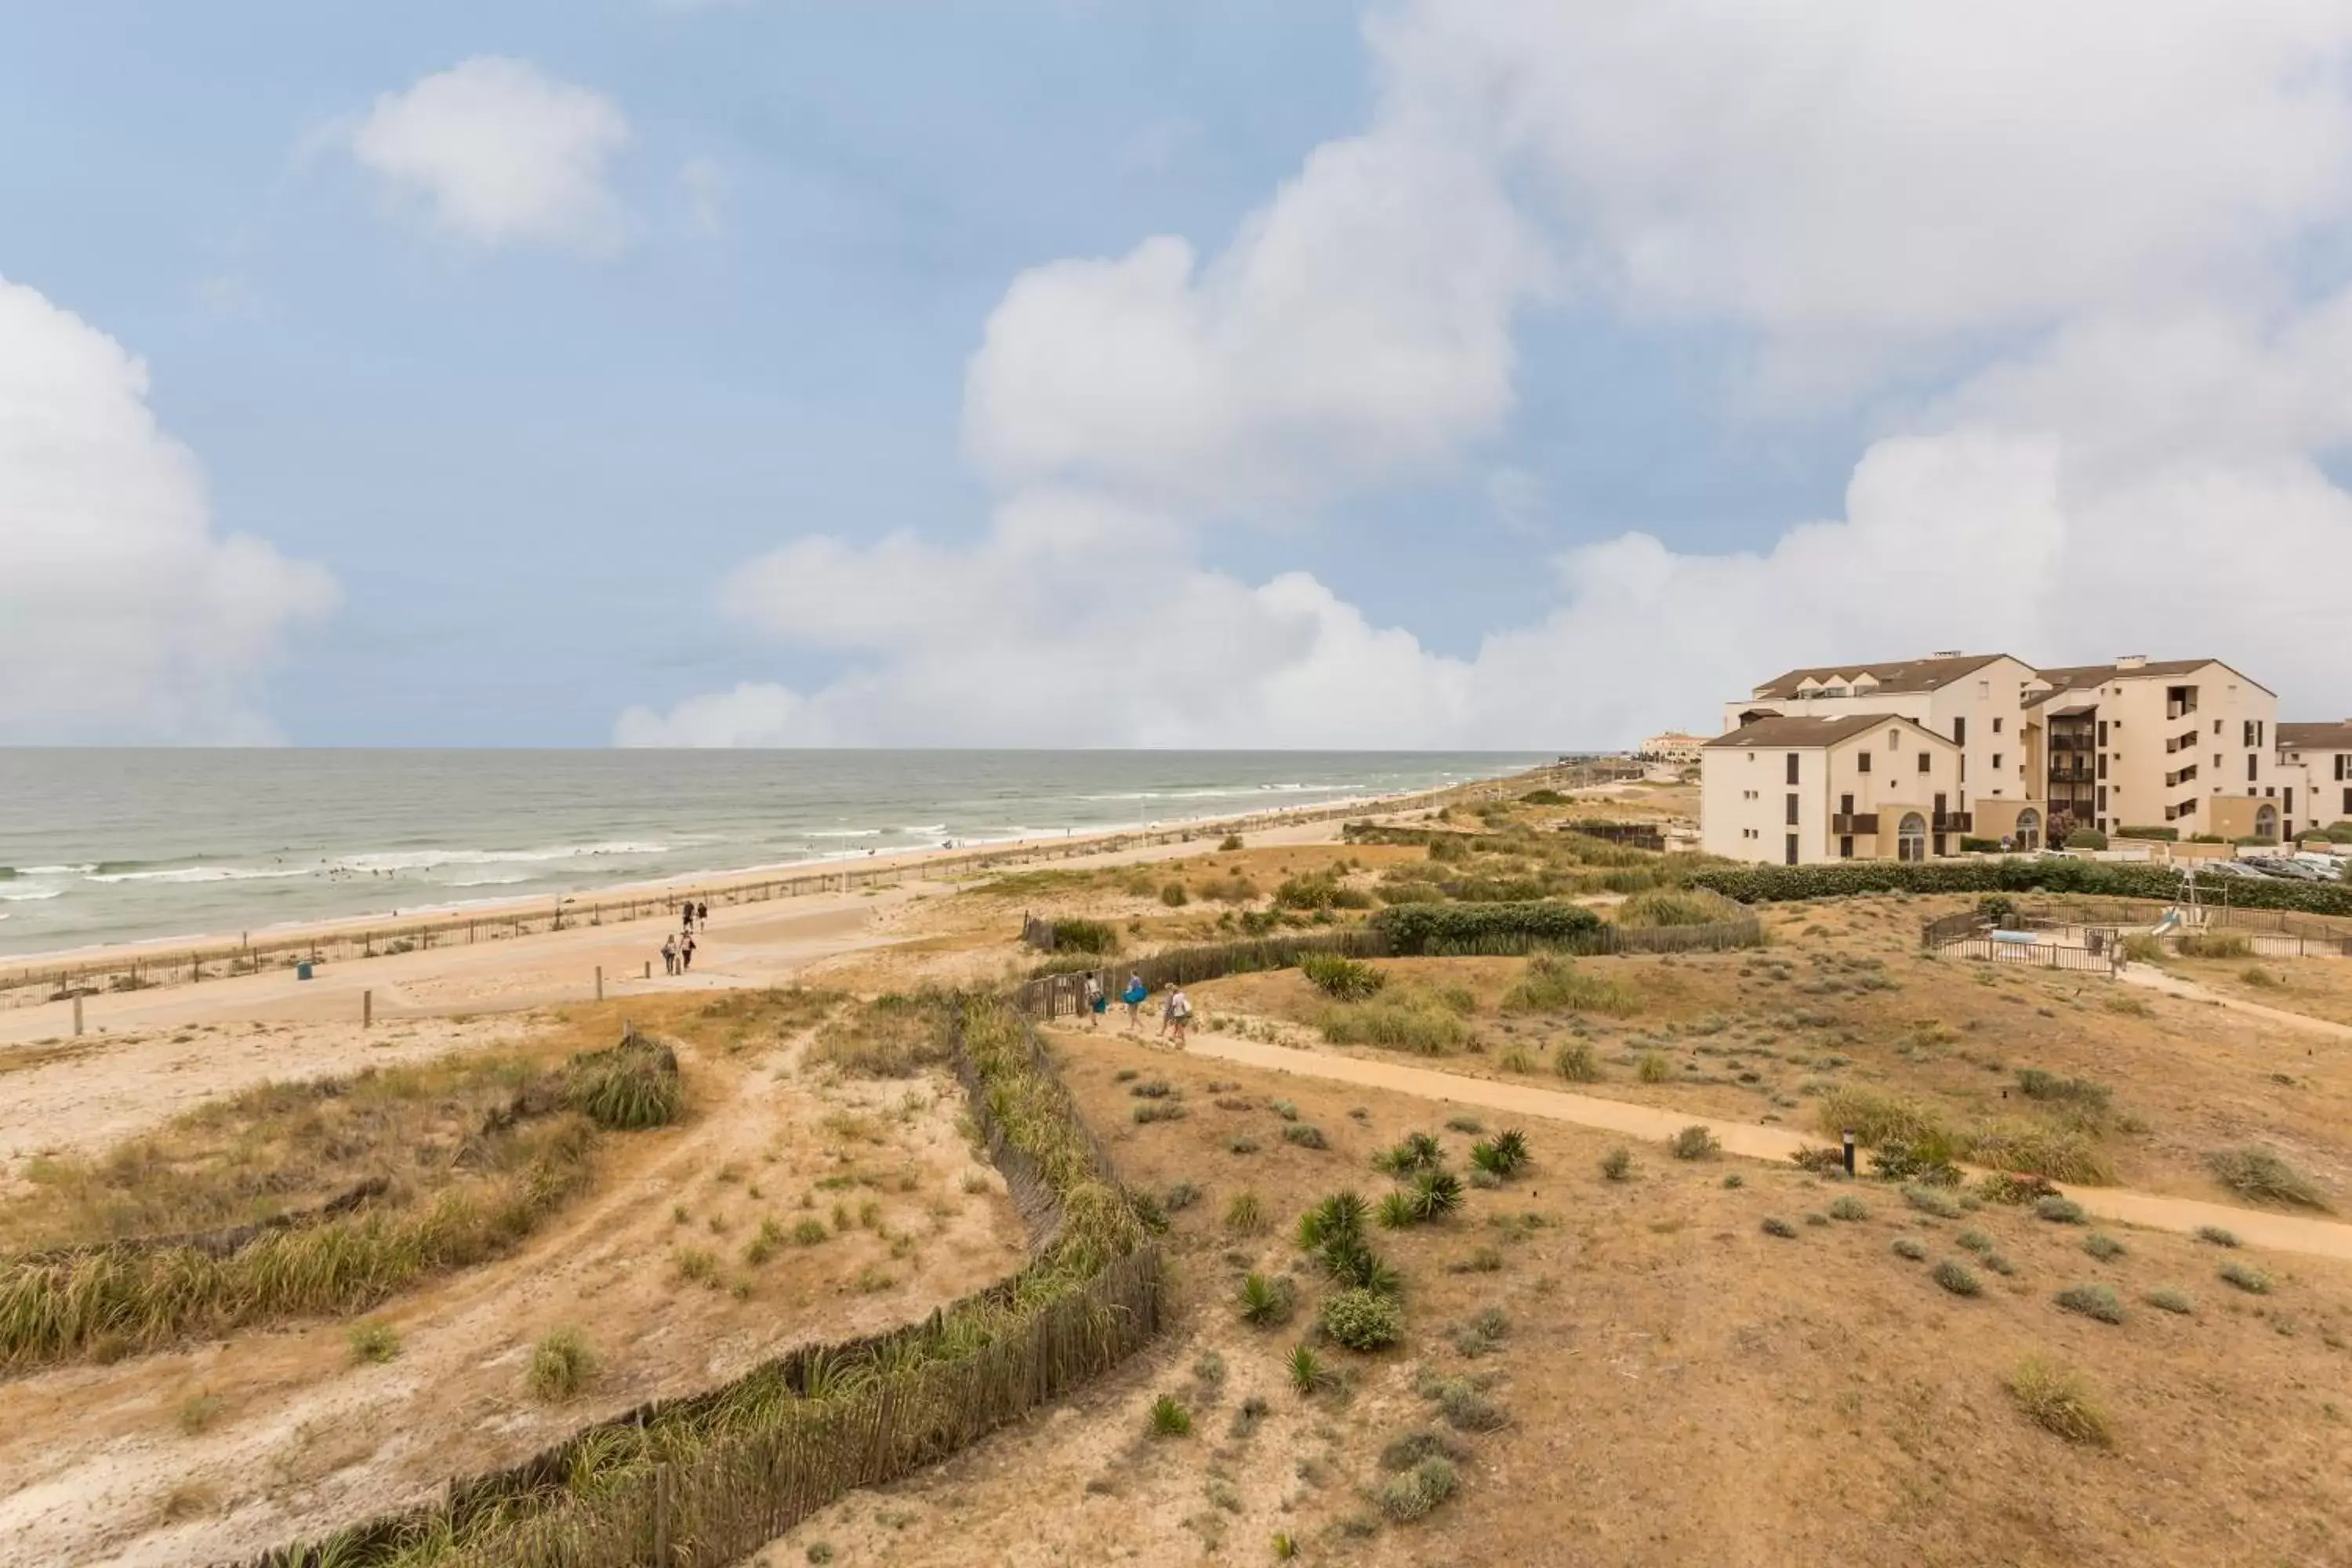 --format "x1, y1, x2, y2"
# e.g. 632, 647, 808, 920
1555, 1041, 1601, 1083
2176, 930, 2251, 959
347, 1320, 400, 1365
527, 1327, 597, 1402
1828, 1195, 1869, 1221
1761, 1215, 1798, 1239
1301, 953, 1386, 1000
1373, 1132, 1446, 1175
1904, 1185, 1963, 1218
1288, 1344, 1334, 1396
2205, 1147, 2330, 1210
2195, 1225, 2241, 1247
1160, 882, 1189, 908
1503, 953, 1641, 1015
2064, 829, 2109, 851
1377, 1455, 1459, 1522
1218, 833, 1244, 851
1469, 1129, 1530, 1178
1282, 1123, 1330, 1150
1433, 1377, 1507, 1432
1933, 1260, 1982, 1297
1225, 1191, 1266, 1234
2013, 1069, 2112, 1116
1149, 1393, 1192, 1437
2056, 1283, 2124, 1323
1321, 1287, 1405, 1351
1892, 1237, 1927, 1261
1599, 1147, 1634, 1182
1371, 900, 1606, 955
2144, 1286, 2194, 1315
1275, 871, 1375, 912
2007, 1356, 2114, 1446
1049, 918, 1120, 955
1318, 989, 1473, 1055
2034, 1196, 2086, 1225
1238, 1271, 1295, 1327
1687, 858, 2352, 918
2084, 1232, 2126, 1262
1613, 888, 1745, 927
568, 1039, 685, 1129
2219, 1261, 2271, 1294
1667, 1125, 1719, 1160
2115, 826, 2178, 842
